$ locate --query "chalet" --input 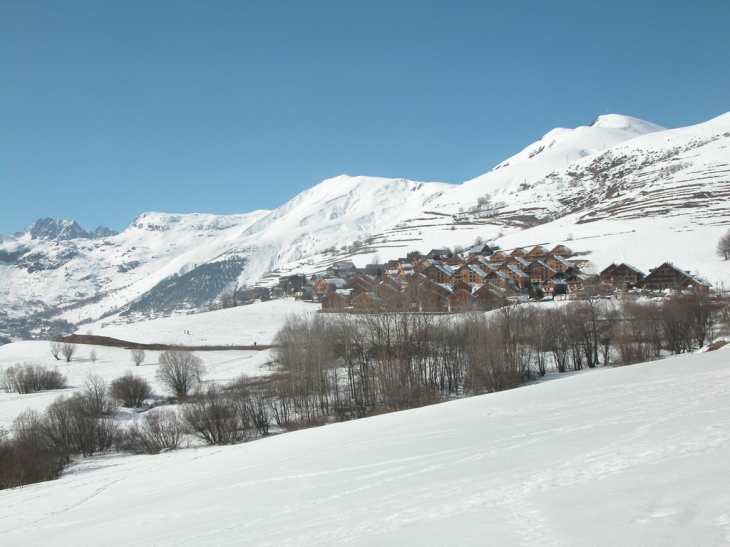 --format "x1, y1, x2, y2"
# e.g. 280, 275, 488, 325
321, 291, 349, 310
641, 263, 711, 293
489, 250, 508, 263
426, 249, 451, 260
346, 277, 375, 298
466, 243, 494, 257
473, 284, 506, 308
445, 254, 467, 267
509, 248, 527, 258
278, 274, 307, 293
600, 263, 645, 290
294, 286, 315, 301
505, 256, 530, 269
525, 245, 550, 259
396, 263, 414, 278
486, 269, 514, 290
499, 265, 530, 288
418, 290, 446, 312
452, 279, 473, 293
352, 292, 383, 312
524, 260, 558, 283
447, 289, 477, 312
313, 277, 347, 299
454, 264, 488, 284
564, 272, 589, 293
425, 263, 455, 284
550, 244, 573, 258
542, 278, 568, 296
543, 255, 576, 273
